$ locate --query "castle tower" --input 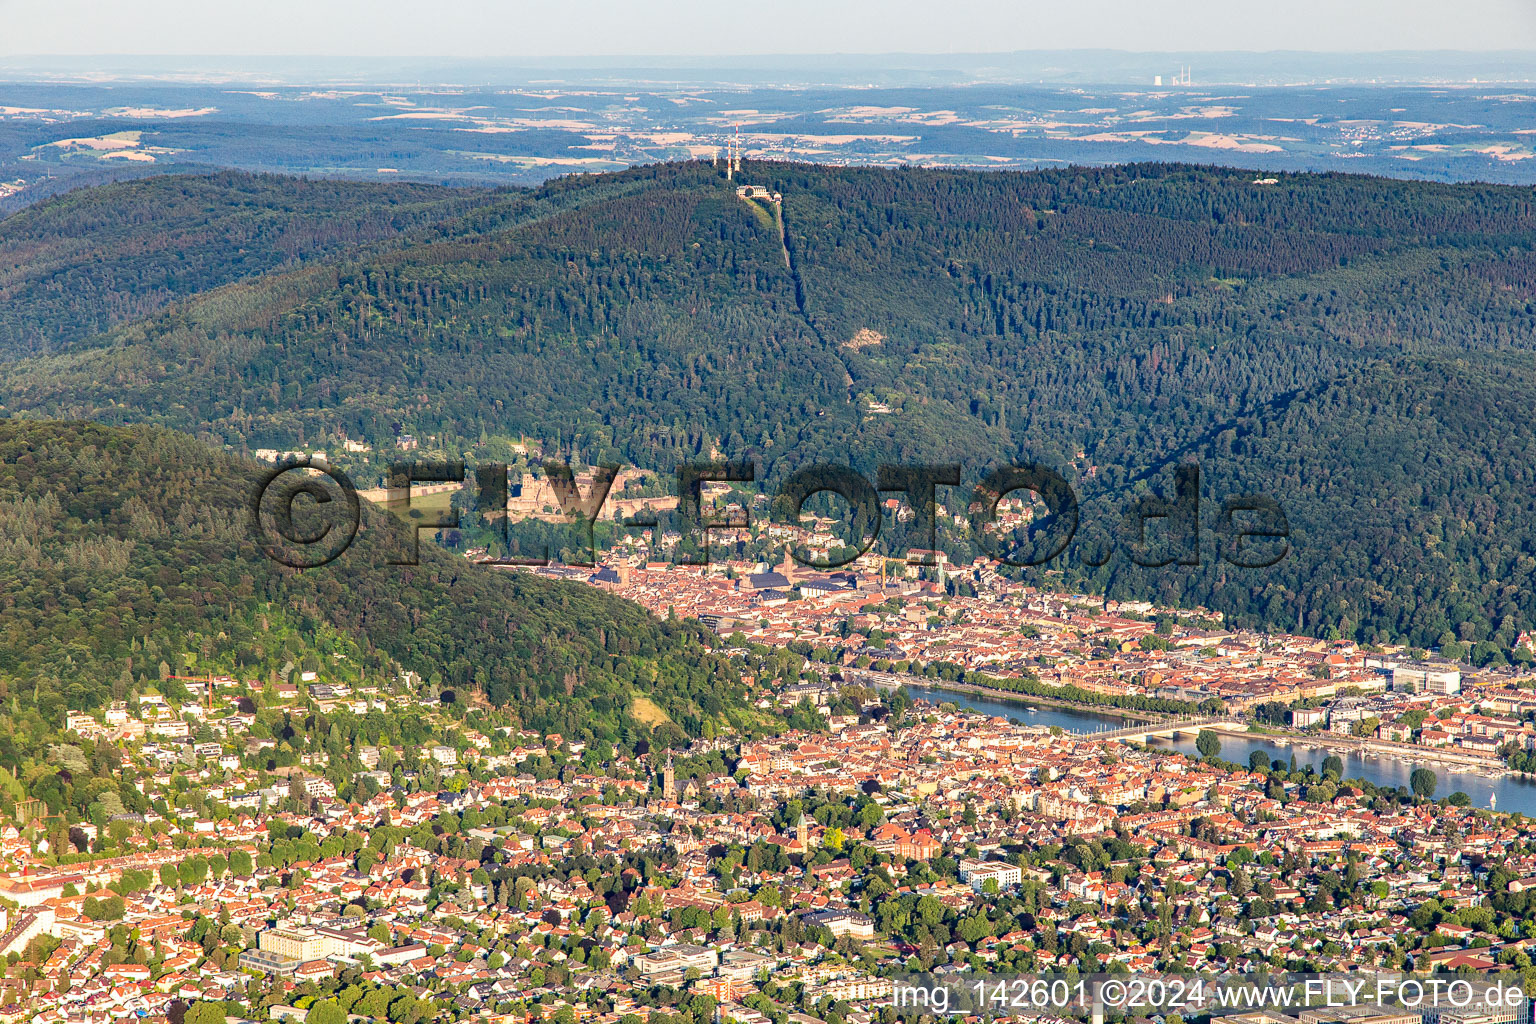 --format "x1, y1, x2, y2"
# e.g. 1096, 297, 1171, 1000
663, 752, 676, 802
